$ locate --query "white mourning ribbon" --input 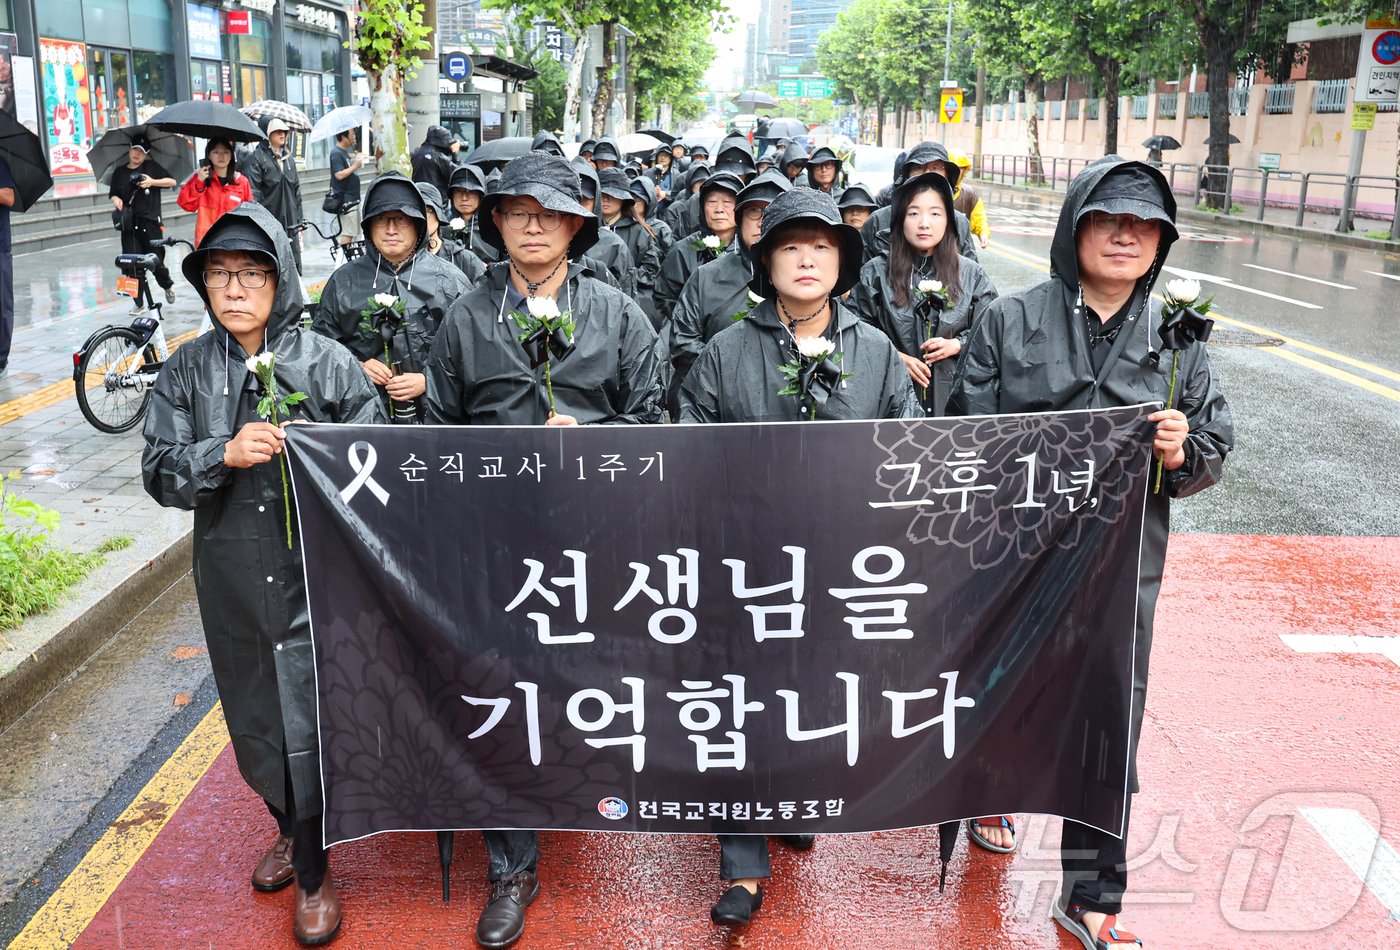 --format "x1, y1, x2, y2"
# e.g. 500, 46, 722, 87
339, 440, 390, 506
